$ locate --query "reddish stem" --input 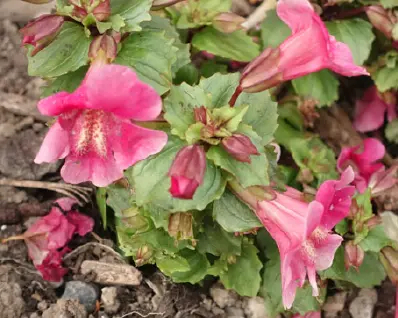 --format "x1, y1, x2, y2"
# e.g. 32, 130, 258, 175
229, 85, 243, 107
395, 288, 398, 318
332, 7, 366, 20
